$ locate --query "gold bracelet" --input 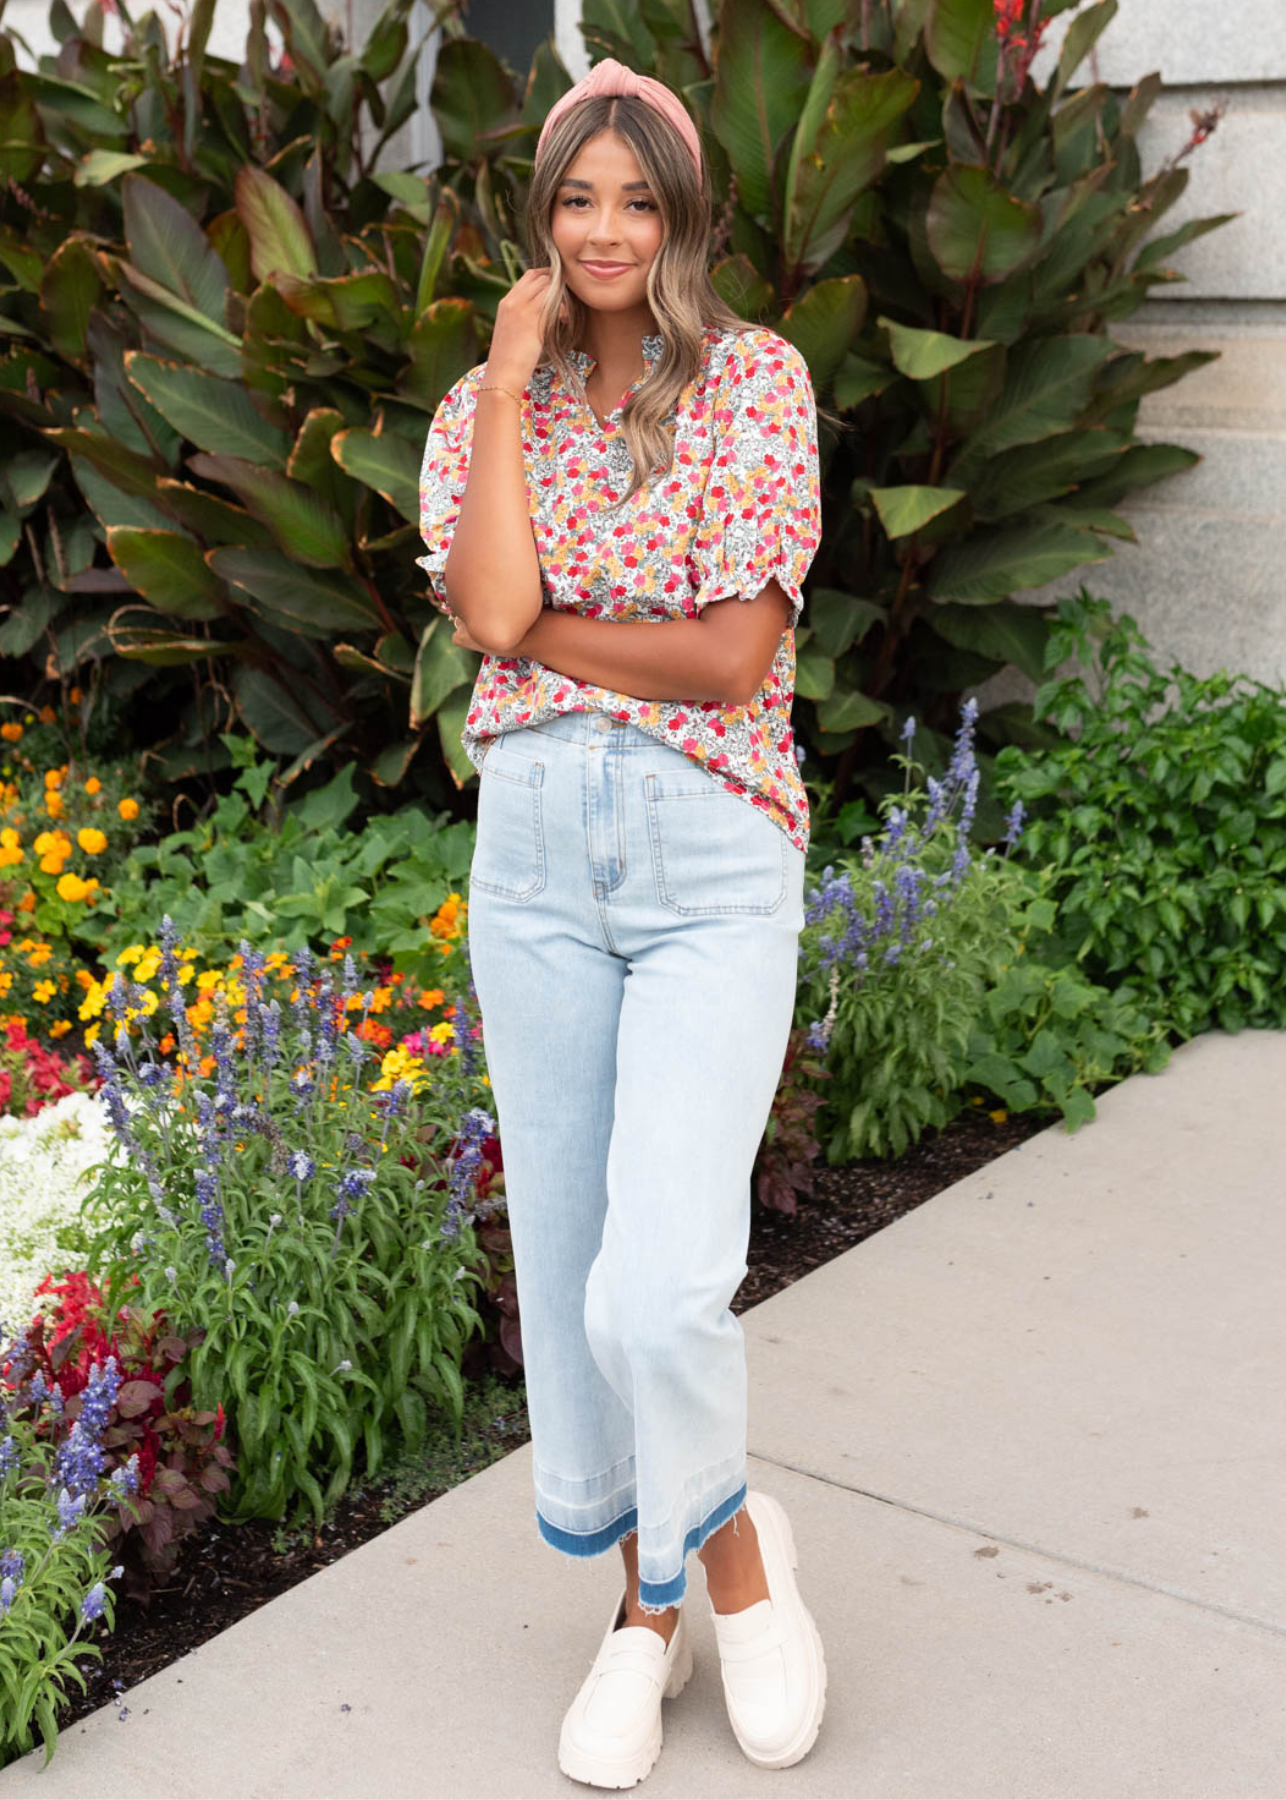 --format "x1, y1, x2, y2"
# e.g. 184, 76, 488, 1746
477, 382, 525, 406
